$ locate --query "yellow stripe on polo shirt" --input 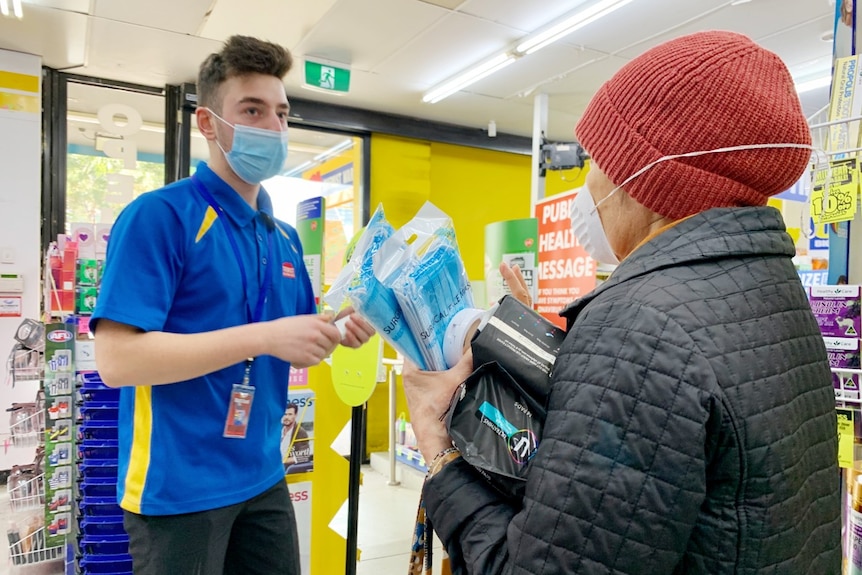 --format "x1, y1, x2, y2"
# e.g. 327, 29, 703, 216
121, 386, 153, 514
276, 223, 290, 240
195, 206, 218, 243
